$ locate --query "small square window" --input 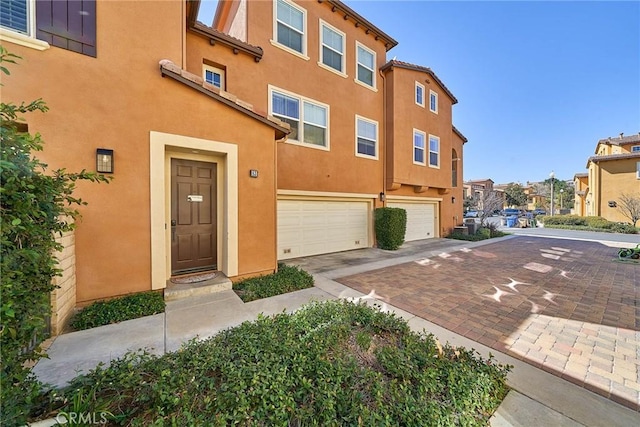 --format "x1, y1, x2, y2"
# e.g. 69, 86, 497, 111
203, 64, 225, 90
631, 145, 640, 152
413, 130, 426, 165
429, 90, 438, 113
415, 82, 424, 107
